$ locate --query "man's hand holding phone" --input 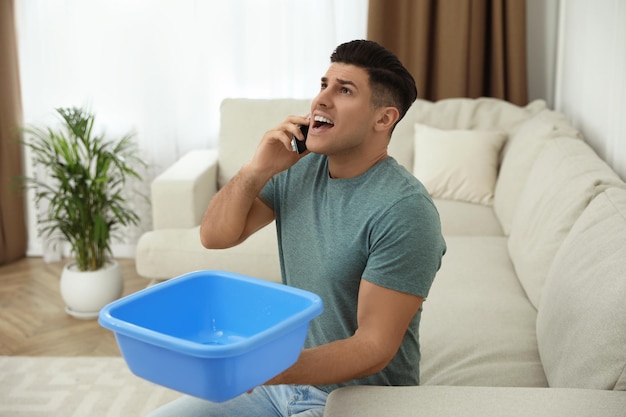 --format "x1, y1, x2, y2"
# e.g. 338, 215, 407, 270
247, 115, 310, 182
291, 124, 309, 154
